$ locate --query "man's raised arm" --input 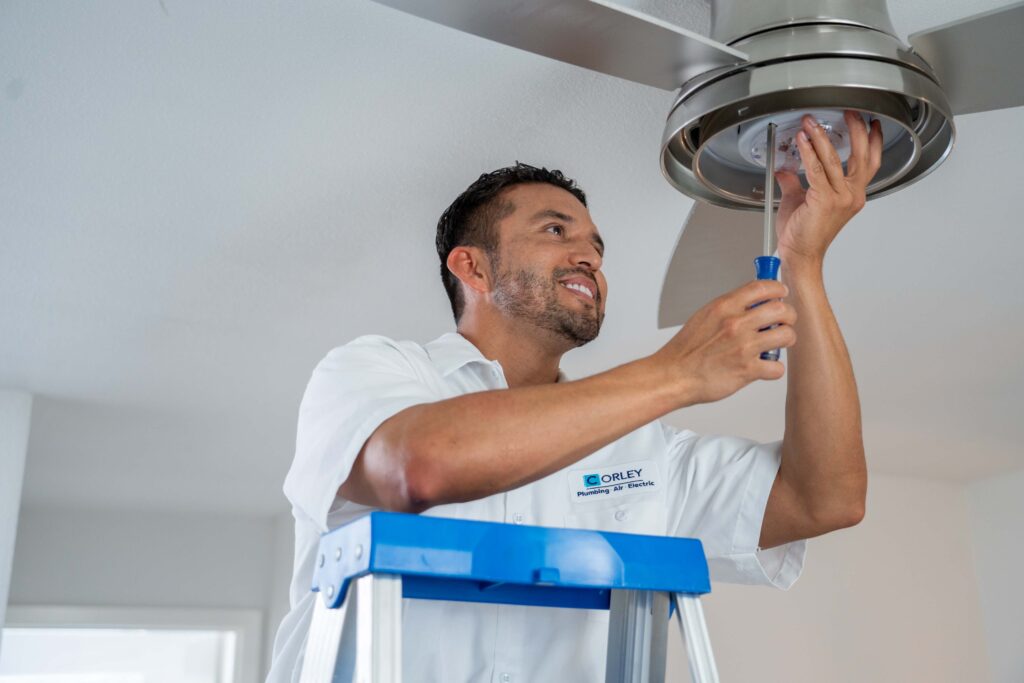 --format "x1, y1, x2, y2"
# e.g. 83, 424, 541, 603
759, 111, 881, 548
